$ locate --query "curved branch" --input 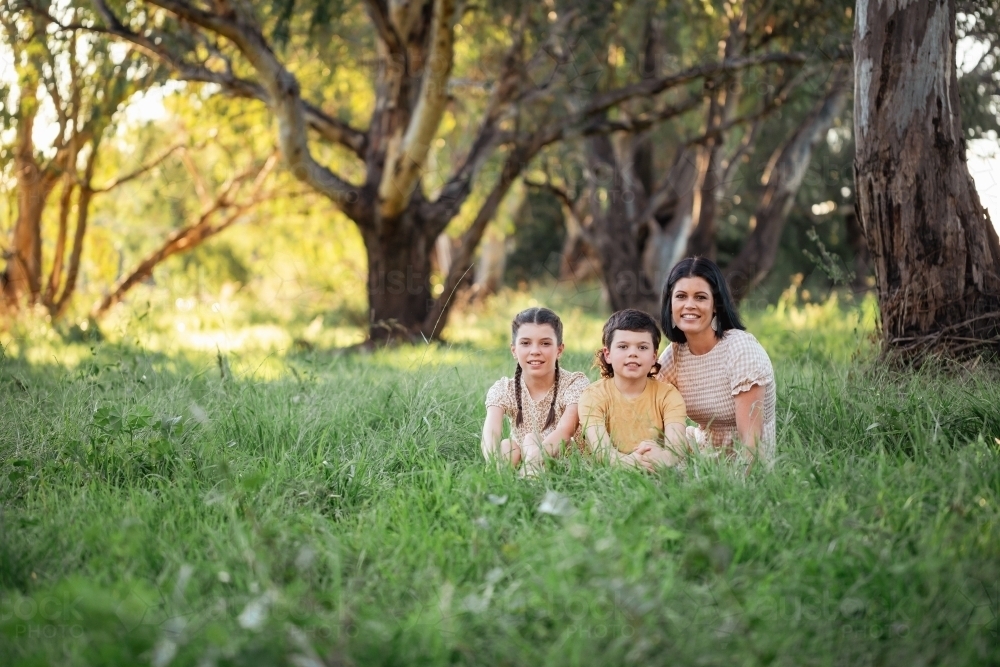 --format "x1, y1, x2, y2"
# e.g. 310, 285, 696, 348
377, 0, 457, 219
91, 0, 368, 158
127, 0, 365, 222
